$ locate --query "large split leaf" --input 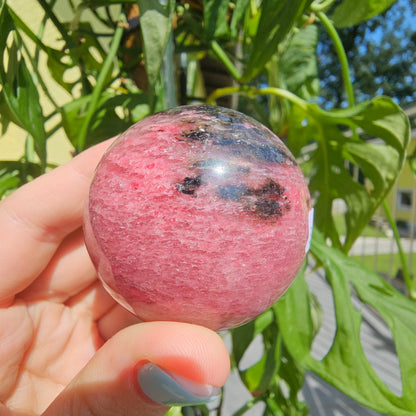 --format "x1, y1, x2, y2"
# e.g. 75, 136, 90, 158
231, 278, 309, 414
287, 96, 410, 250
231, 309, 275, 391
275, 230, 416, 415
